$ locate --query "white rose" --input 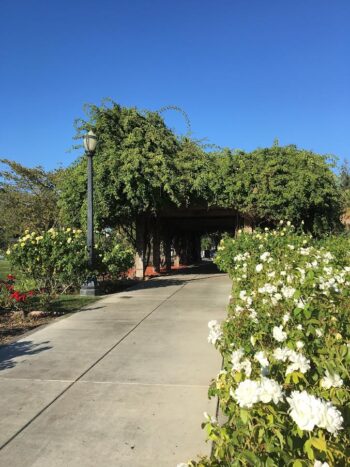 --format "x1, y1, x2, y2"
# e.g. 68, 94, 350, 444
320, 370, 343, 389
286, 352, 310, 375
260, 252, 271, 262
208, 320, 222, 345
287, 391, 323, 431
254, 351, 269, 368
259, 377, 284, 404
273, 325, 287, 342
231, 379, 260, 408
282, 313, 290, 324
281, 285, 296, 299
273, 347, 291, 362
318, 401, 343, 434
296, 341, 304, 350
